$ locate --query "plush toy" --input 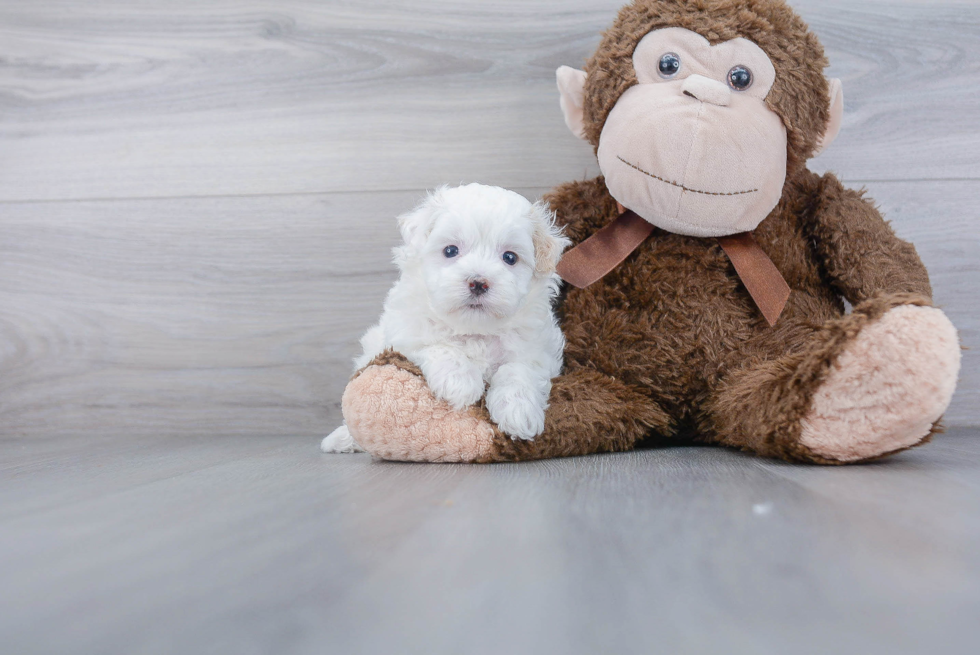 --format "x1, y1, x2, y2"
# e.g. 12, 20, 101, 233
340, 0, 961, 464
